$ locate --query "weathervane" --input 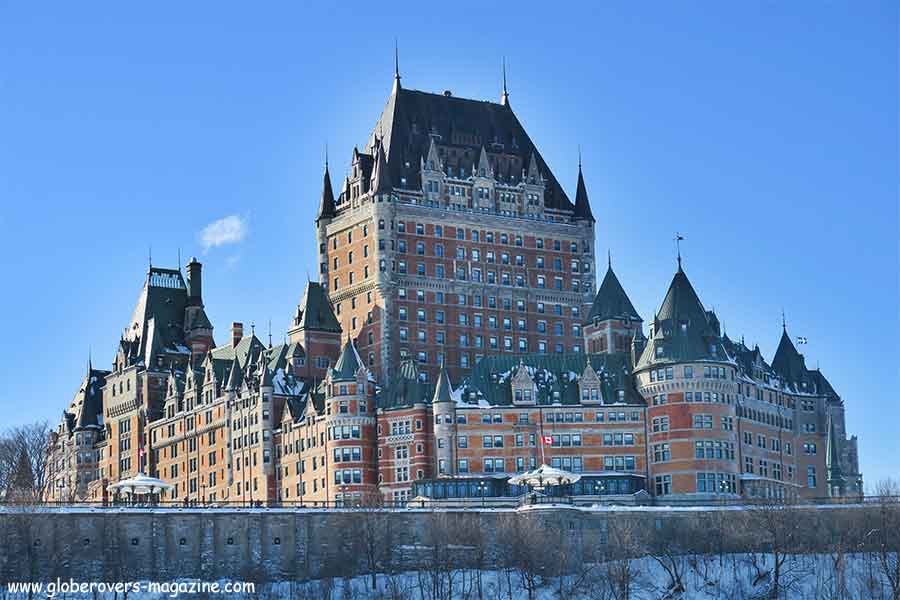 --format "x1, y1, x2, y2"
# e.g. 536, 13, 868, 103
674, 233, 684, 268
